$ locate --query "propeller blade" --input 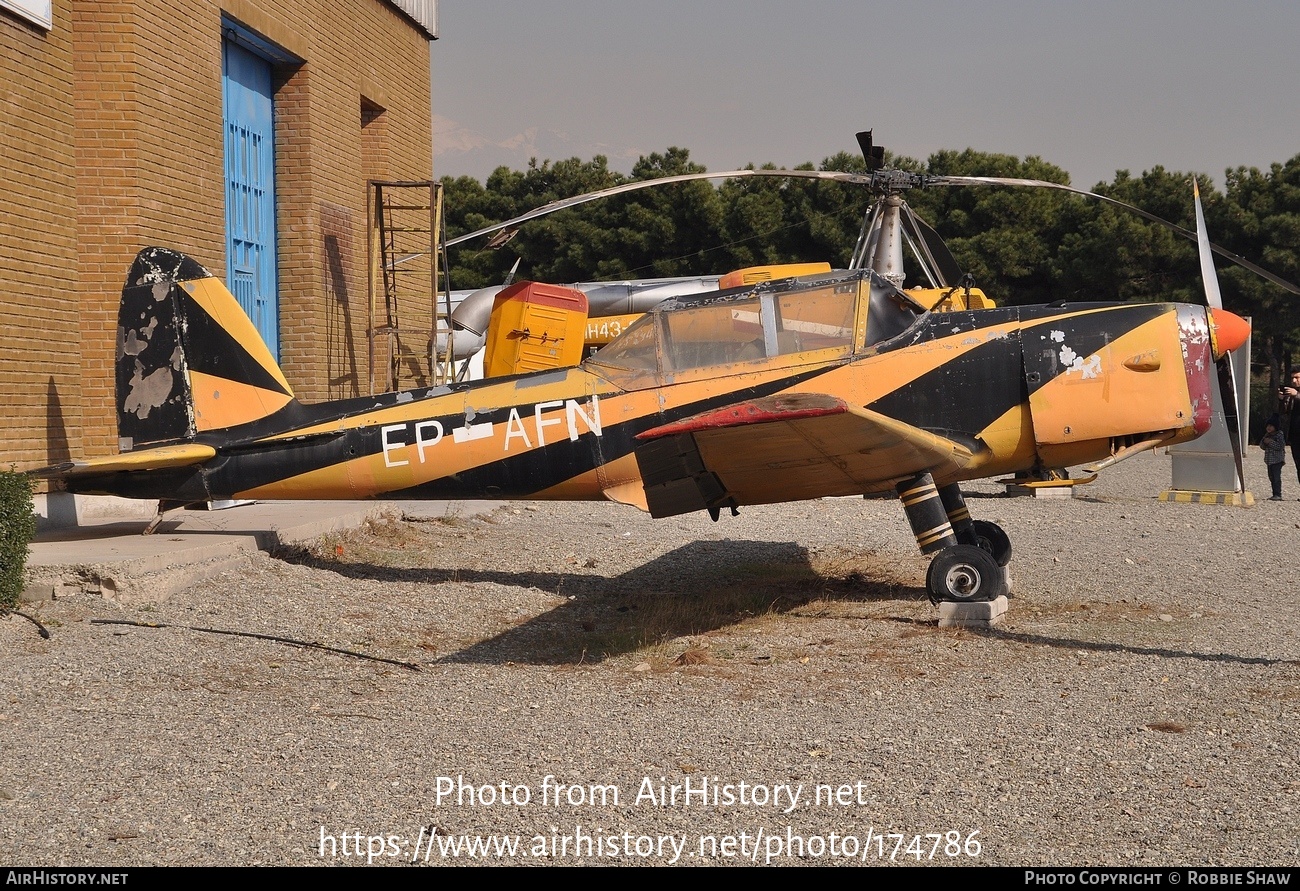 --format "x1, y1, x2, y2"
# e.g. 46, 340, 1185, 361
1216, 354, 1246, 494
1192, 179, 1224, 310
930, 175, 1300, 295
1193, 180, 1246, 493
